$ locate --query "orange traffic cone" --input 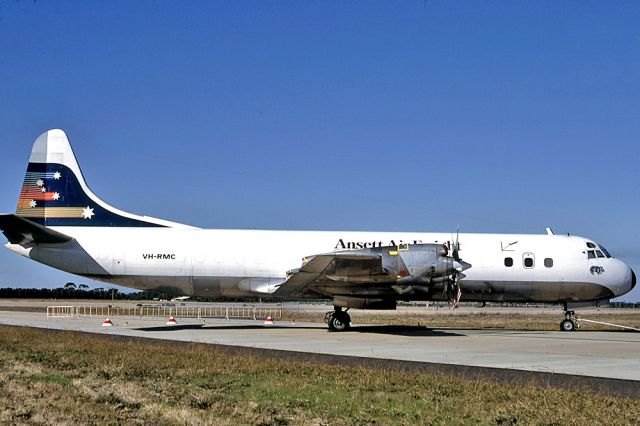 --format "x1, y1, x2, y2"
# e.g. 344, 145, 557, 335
102, 318, 113, 327
166, 316, 177, 326
263, 316, 274, 325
